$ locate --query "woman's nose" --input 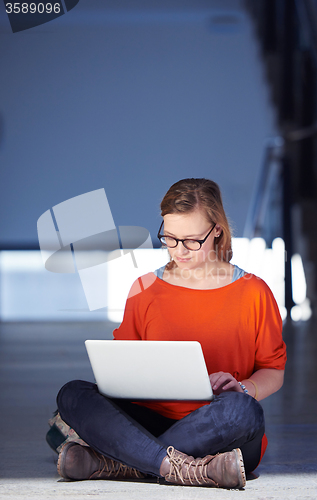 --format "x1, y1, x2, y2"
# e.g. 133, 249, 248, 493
176, 242, 190, 255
